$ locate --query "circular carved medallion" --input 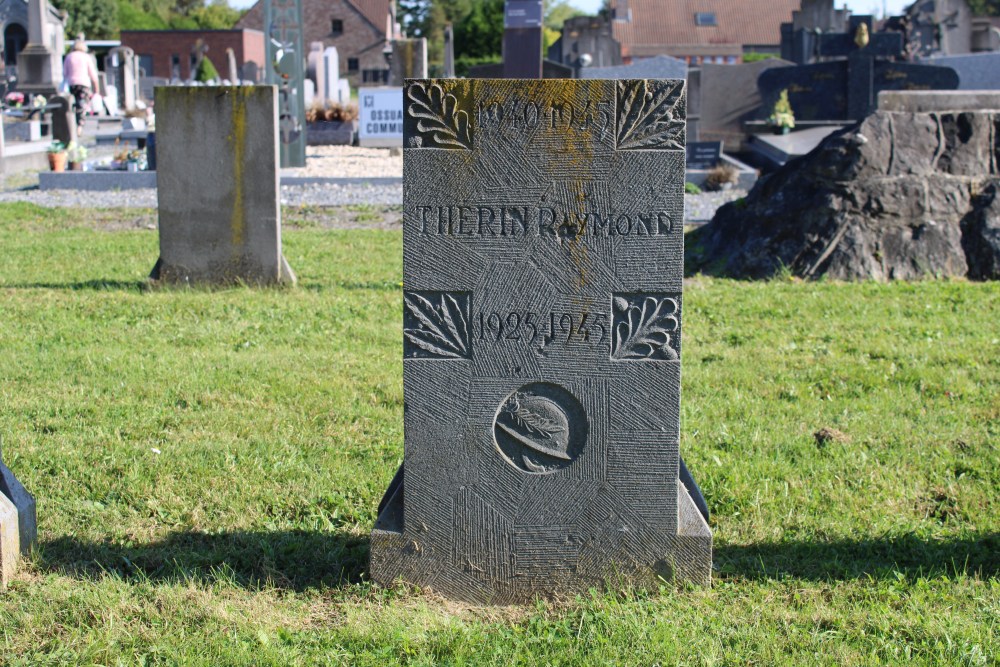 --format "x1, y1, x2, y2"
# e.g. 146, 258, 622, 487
493, 382, 587, 474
